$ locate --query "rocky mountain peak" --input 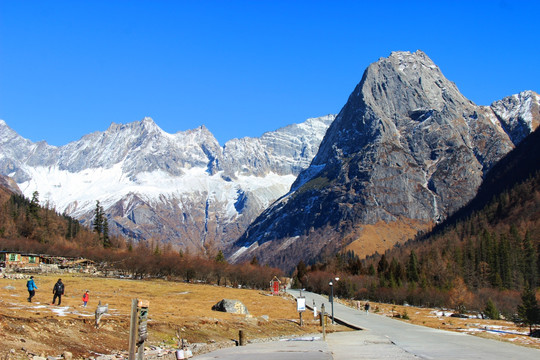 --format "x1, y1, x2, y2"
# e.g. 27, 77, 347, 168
230, 51, 538, 271
489, 90, 540, 144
